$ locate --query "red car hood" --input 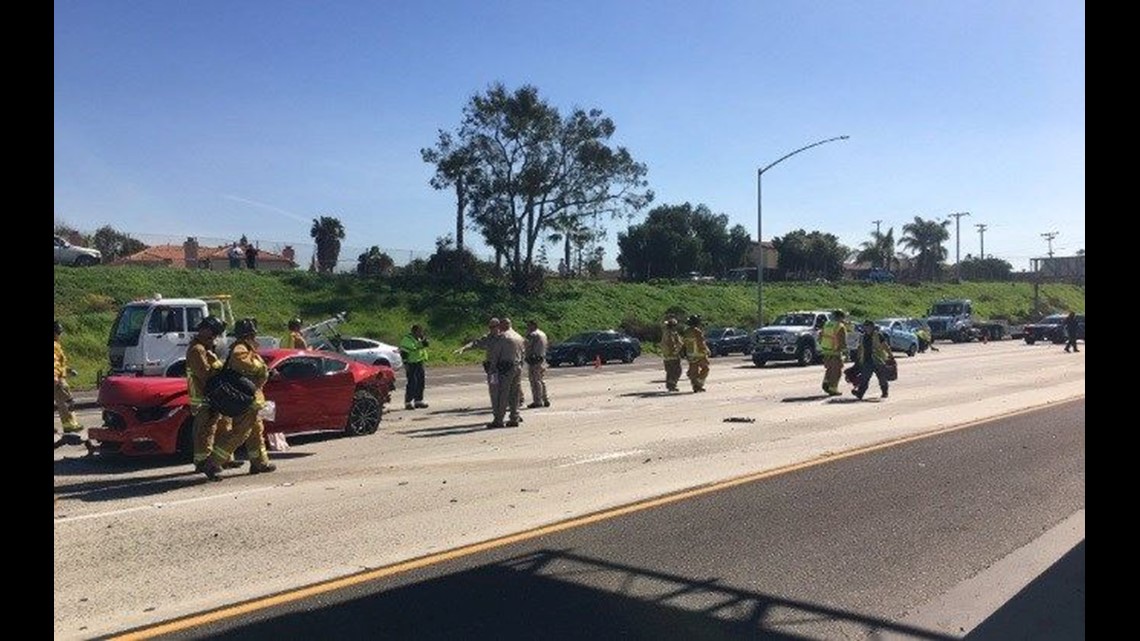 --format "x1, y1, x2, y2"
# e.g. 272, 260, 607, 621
98, 375, 188, 407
